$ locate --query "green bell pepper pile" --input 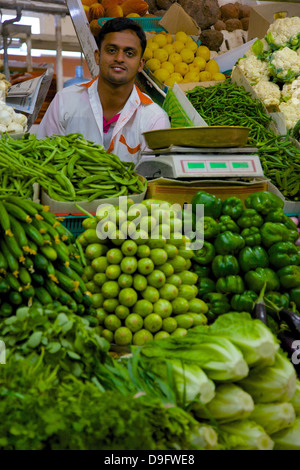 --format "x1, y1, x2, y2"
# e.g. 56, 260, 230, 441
190, 190, 300, 325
